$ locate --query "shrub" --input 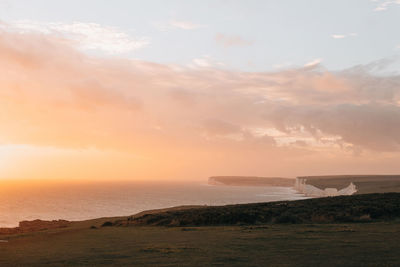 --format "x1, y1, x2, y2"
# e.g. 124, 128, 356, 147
276, 214, 301, 224
359, 214, 372, 222
101, 221, 113, 227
